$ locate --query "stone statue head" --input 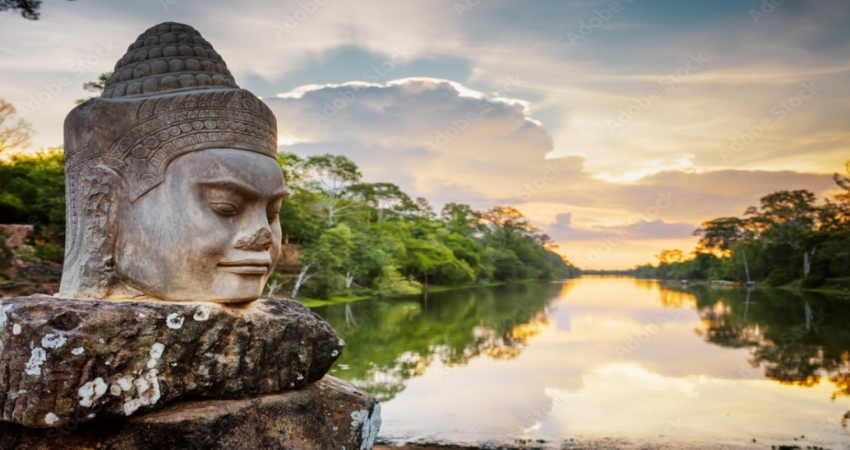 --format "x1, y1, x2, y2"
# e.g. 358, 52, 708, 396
59, 22, 284, 303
